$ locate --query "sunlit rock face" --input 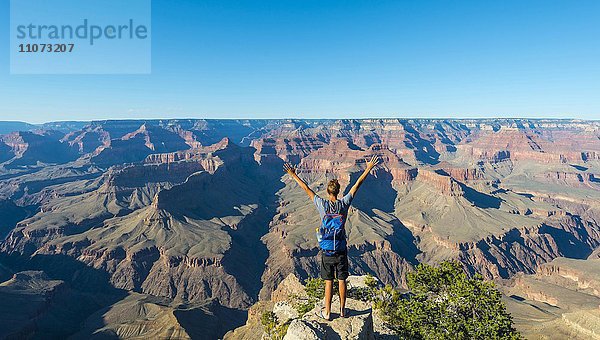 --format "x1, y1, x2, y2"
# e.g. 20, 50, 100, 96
0, 118, 599, 338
